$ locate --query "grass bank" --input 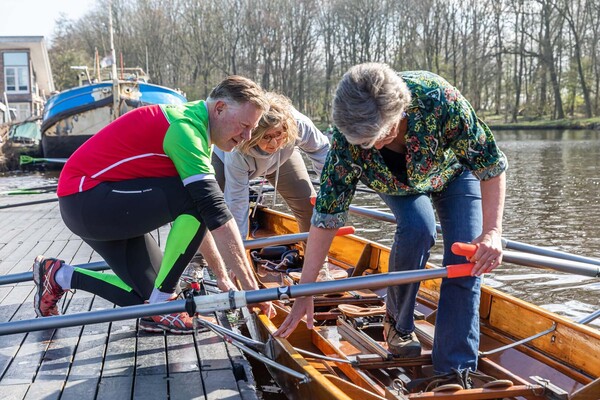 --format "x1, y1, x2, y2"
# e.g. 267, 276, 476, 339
317, 115, 600, 132
482, 114, 600, 130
